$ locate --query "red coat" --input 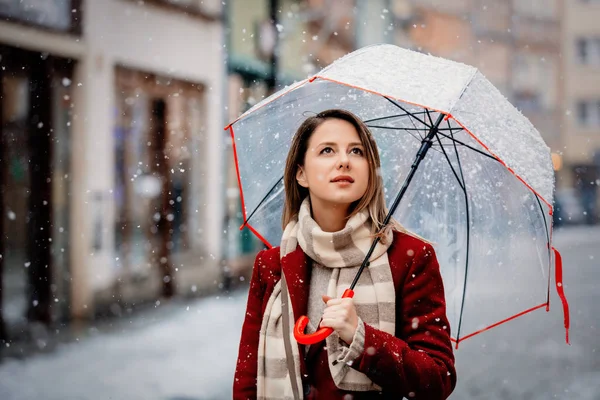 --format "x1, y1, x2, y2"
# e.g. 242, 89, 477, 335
233, 231, 456, 399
